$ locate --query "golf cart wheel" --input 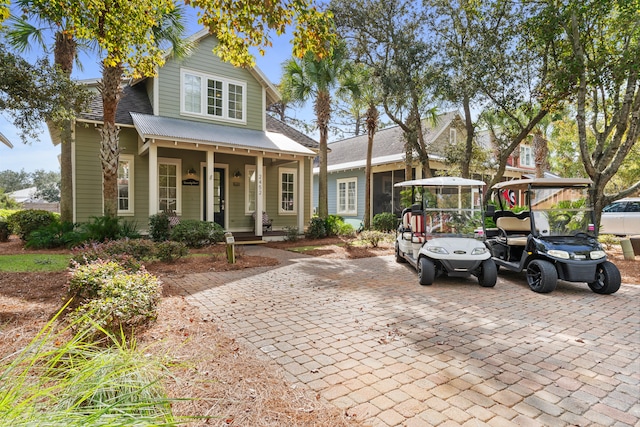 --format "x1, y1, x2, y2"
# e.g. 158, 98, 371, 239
588, 261, 621, 294
418, 257, 435, 286
395, 243, 406, 263
478, 259, 497, 288
526, 260, 557, 293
